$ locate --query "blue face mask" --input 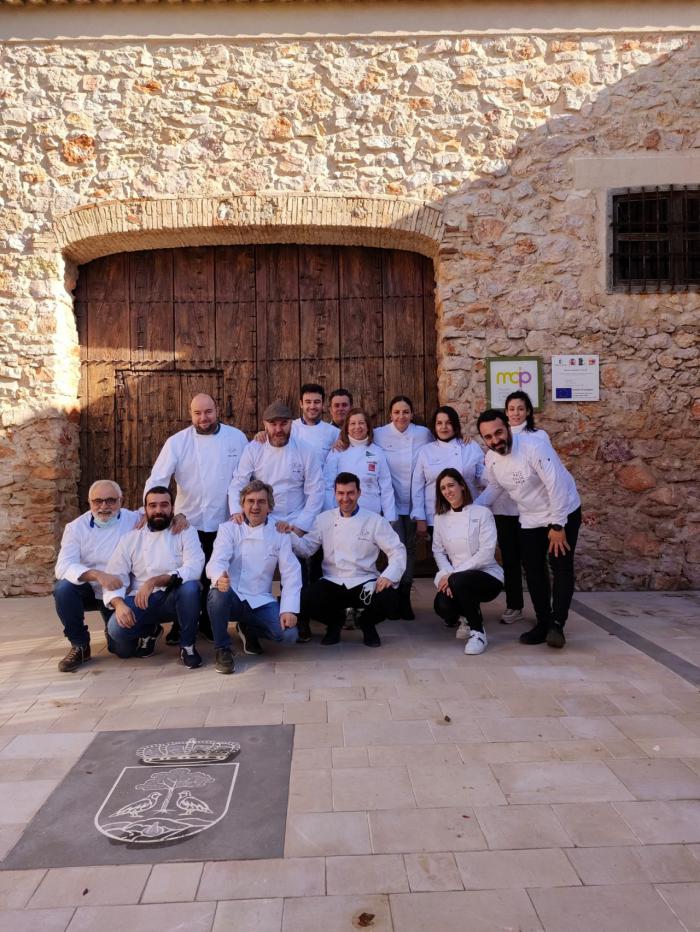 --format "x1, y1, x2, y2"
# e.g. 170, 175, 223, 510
92, 513, 119, 528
